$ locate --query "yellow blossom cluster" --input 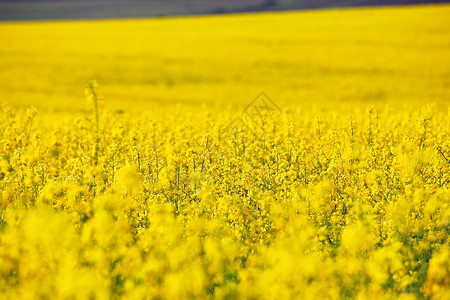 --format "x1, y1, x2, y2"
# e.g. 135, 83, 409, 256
0, 97, 448, 299
0, 3, 449, 299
